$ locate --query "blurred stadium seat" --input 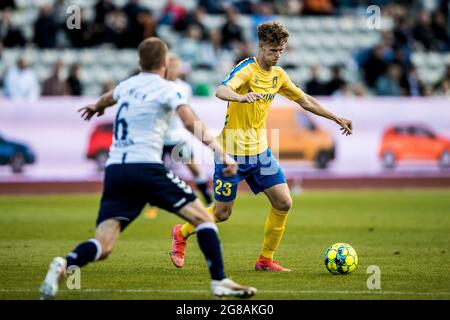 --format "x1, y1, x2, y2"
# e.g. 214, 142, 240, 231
0, 1, 449, 97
